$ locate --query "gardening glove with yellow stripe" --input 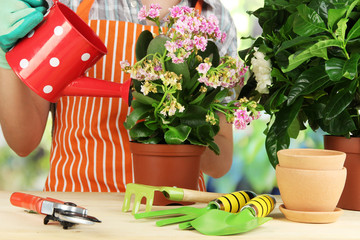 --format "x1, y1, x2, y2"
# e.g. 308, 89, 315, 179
0, 0, 48, 69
